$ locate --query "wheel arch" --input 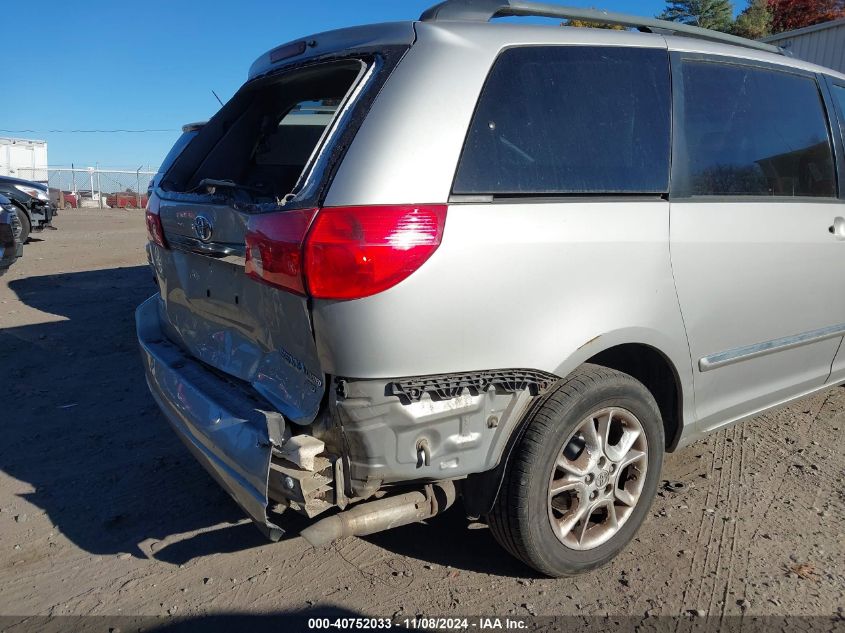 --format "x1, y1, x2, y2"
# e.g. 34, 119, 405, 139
551, 328, 693, 453
461, 332, 693, 519
585, 343, 684, 452
9, 199, 31, 221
